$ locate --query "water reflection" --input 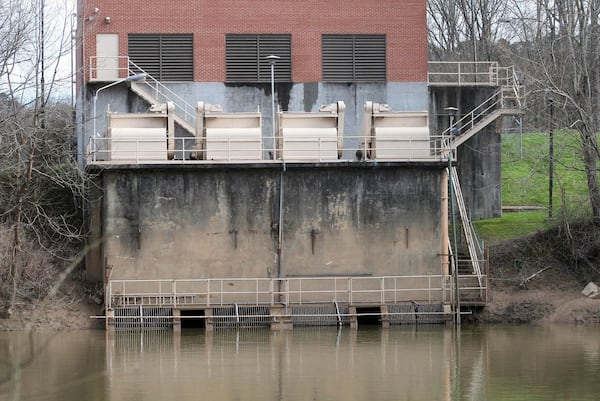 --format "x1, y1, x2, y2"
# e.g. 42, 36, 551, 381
0, 325, 599, 401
